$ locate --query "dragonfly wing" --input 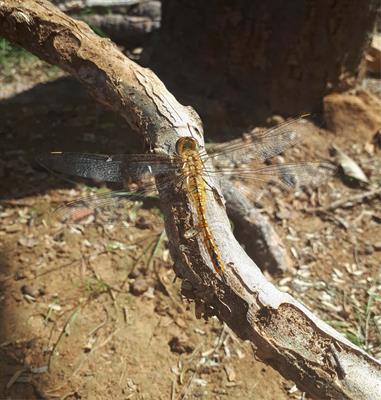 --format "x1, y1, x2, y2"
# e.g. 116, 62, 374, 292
212, 162, 336, 191
53, 190, 136, 225
205, 117, 310, 165
38, 152, 182, 225
37, 153, 125, 183
52, 180, 168, 226
37, 152, 176, 183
